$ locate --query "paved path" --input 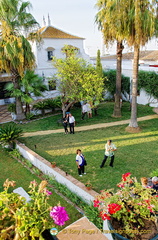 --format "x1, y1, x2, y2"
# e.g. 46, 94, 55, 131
23, 114, 158, 137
